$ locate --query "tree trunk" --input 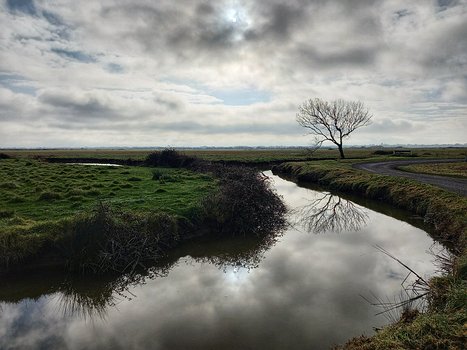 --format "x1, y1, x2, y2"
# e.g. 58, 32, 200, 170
338, 144, 345, 159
